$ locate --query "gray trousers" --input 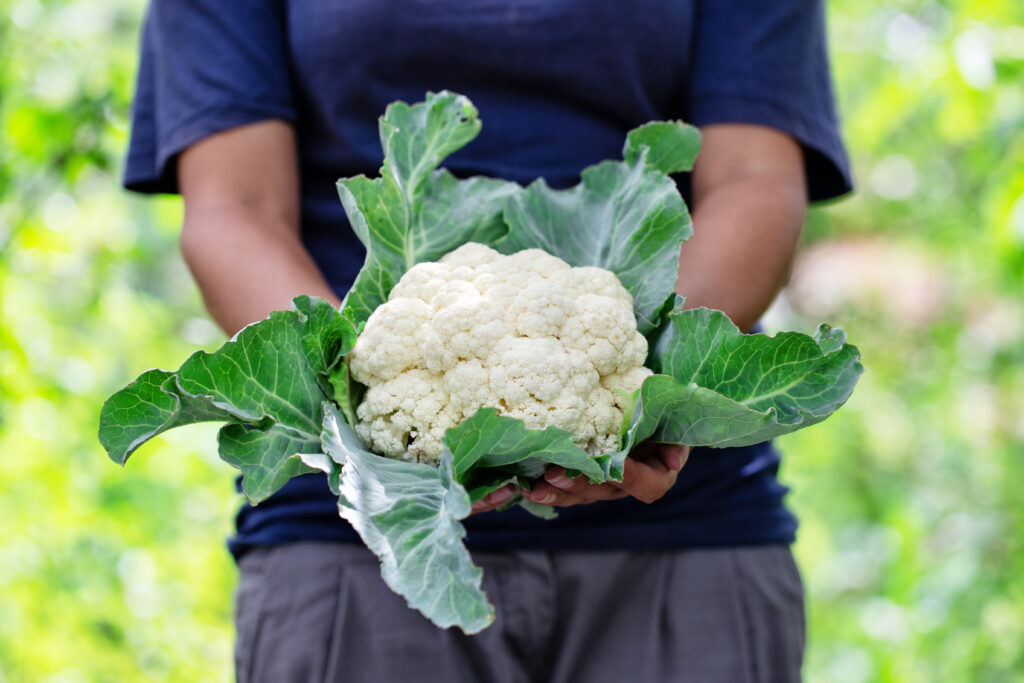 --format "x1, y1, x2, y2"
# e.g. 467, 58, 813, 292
235, 542, 805, 683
